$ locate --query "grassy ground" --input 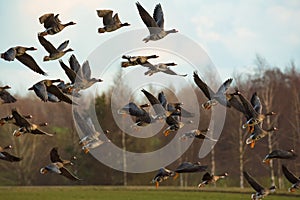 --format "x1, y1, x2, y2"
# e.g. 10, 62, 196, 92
0, 186, 299, 200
